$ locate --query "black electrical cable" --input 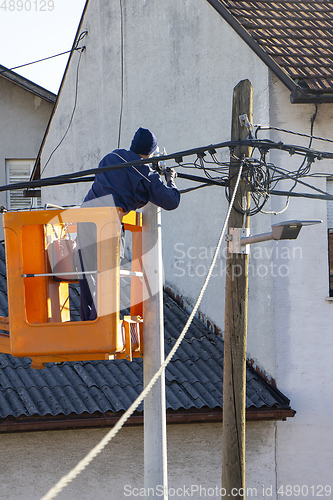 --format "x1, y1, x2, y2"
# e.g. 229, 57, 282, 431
270, 189, 333, 201
255, 117, 333, 145
36, 140, 258, 187
2, 138, 333, 216
0, 51, 73, 77
41, 45, 85, 176
265, 162, 331, 197
223, 135, 332, 216
0, 32, 87, 77
3, 176, 95, 193
177, 172, 226, 186
235, 154, 329, 199
288, 104, 318, 193
0, 171, 223, 194
0, 138, 331, 189
224, 170, 269, 216
179, 184, 211, 194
